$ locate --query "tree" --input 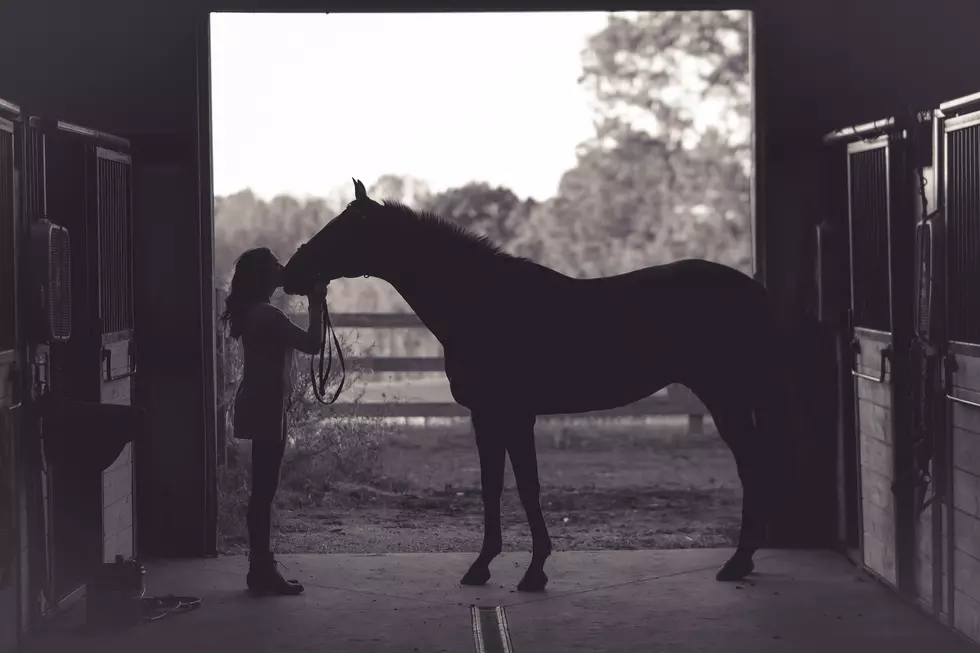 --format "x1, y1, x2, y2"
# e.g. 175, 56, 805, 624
211, 10, 754, 295
368, 174, 432, 209
512, 130, 684, 277
579, 10, 751, 156
518, 10, 753, 277
213, 190, 340, 288
420, 182, 527, 246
